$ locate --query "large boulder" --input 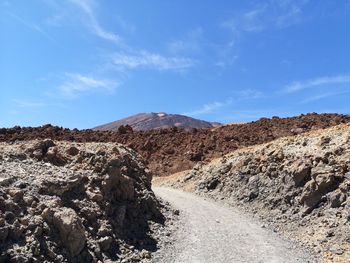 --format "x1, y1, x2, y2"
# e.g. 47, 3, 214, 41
52, 208, 86, 256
